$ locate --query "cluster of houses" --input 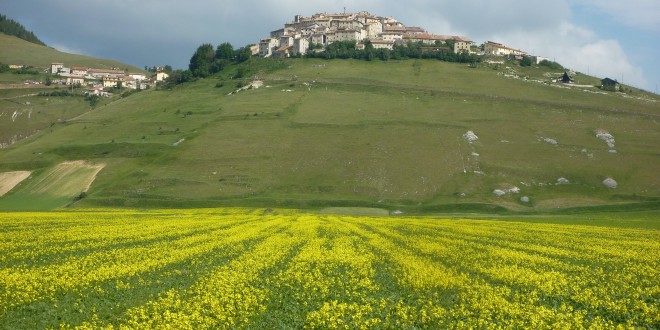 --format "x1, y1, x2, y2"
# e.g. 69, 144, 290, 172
49, 63, 169, 96
258, 11, 473, 58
